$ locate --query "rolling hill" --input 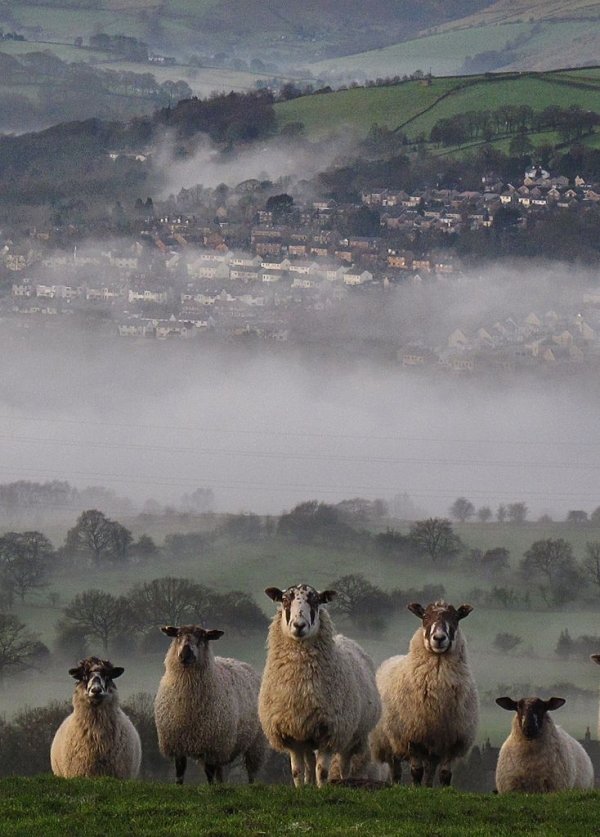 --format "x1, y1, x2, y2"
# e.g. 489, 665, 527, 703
275, 68, 600, 145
